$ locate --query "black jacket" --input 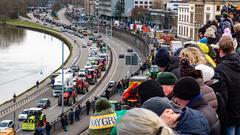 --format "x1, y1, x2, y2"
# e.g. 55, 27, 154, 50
187, 95, 221, 135
215, 53, 240, 126
165, 56, 180, 78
